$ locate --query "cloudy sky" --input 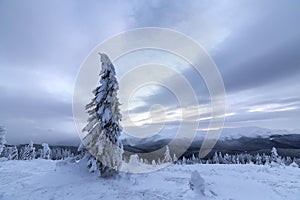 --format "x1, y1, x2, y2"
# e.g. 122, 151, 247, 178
1, 0, 300, 145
